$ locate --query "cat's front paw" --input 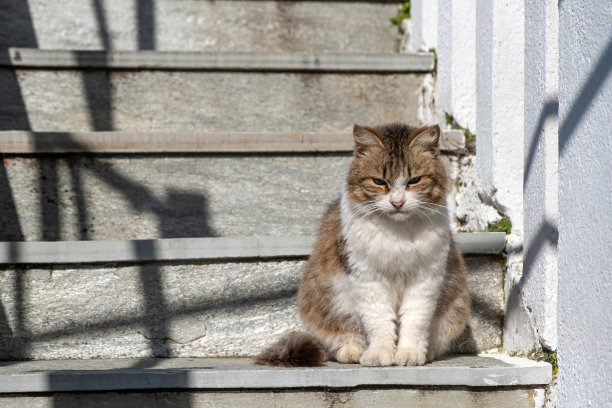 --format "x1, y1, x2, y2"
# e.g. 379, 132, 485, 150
335, 344, 364, 364
359, 346, 394, 366
394, 347, 427, 366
